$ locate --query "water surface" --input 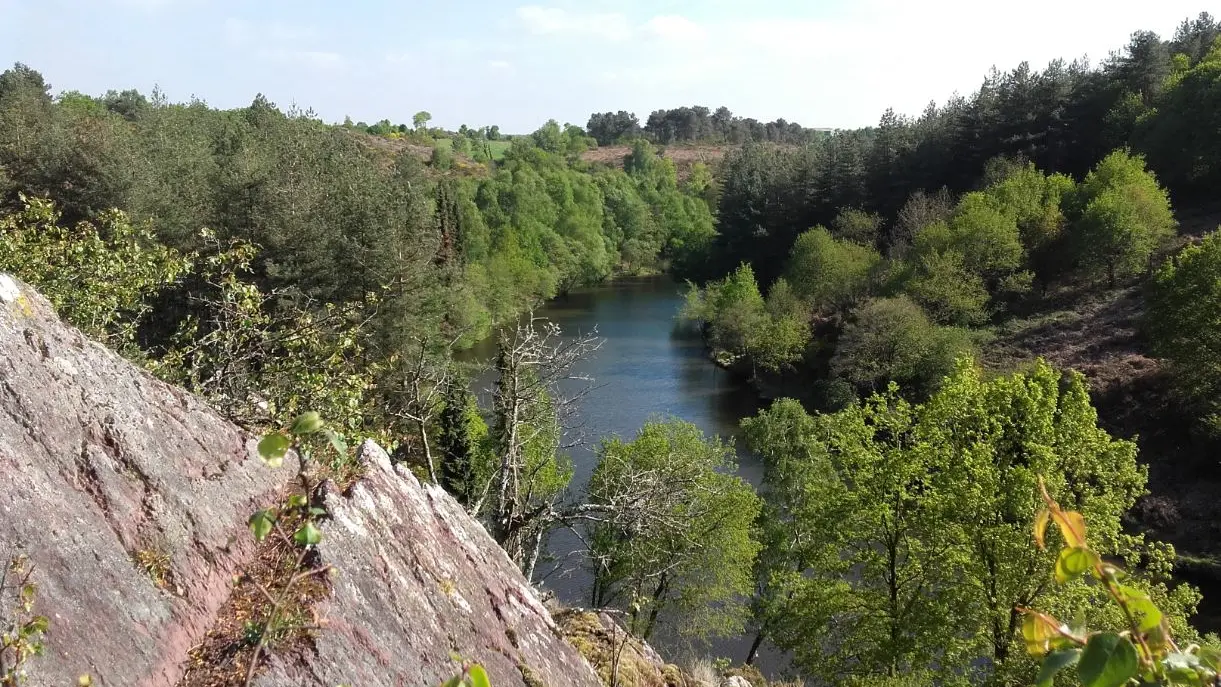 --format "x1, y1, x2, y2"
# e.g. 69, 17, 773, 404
463, 276, 784, 669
